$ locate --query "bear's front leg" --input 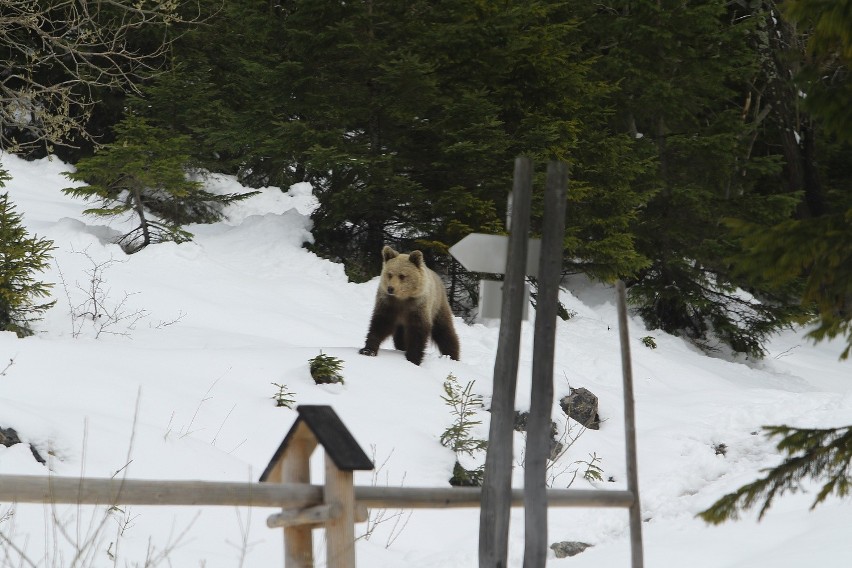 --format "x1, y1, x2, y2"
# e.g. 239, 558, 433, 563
360, 303, 397, 357
392, 326, 406, 351
404, 313, 430, 365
